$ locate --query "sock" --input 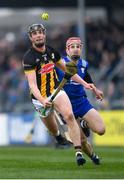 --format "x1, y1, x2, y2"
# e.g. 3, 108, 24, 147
75, 151, 82, 156
74, 146, 82, 154
55, 134, 63, 142
90, 153, 96, 158
81, 120, 87, 128
55, 130, 60, 137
